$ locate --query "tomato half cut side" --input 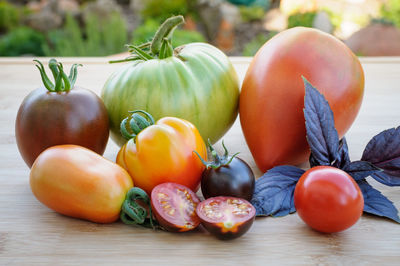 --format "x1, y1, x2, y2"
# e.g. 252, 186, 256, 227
151, 182, 201, 232
196, 196, 256, 240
